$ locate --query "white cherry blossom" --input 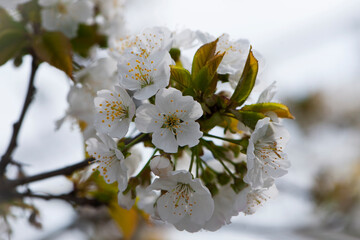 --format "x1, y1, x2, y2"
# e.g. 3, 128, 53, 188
244, 117, 290, 189
203, 184, 238, 231
148, 170, 214, 232
117, 49, 171, 100
94, 85, 135, 139
150, 155, 173, 177
257, 81, 277, 103
110, 27, 173, 57
39, 0, 94, 38
135, 87, 203, 153
75, 58, 117, 92
235, 185, 278, 215
196, 31, 250, 74
86, 133, 128, 191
